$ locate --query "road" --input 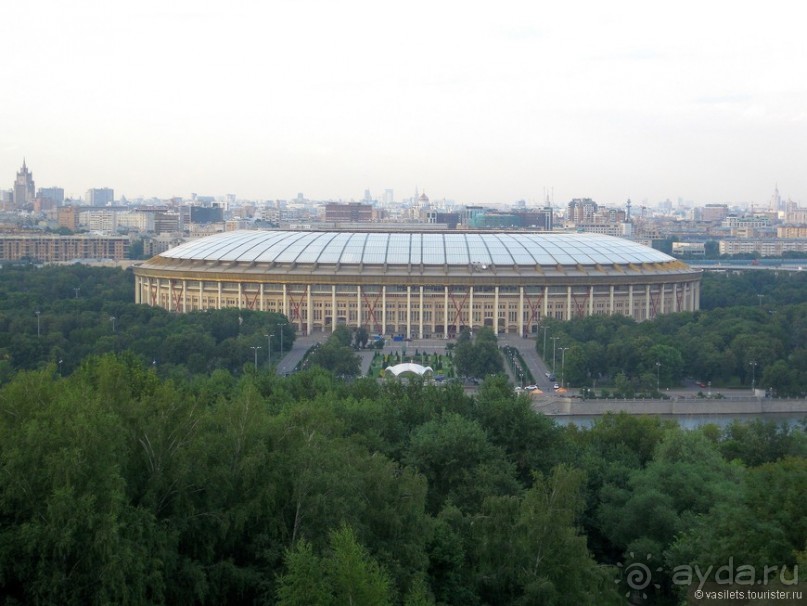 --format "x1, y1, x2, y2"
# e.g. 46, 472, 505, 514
273, 332, 321, 375
498, 333, 557, 392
